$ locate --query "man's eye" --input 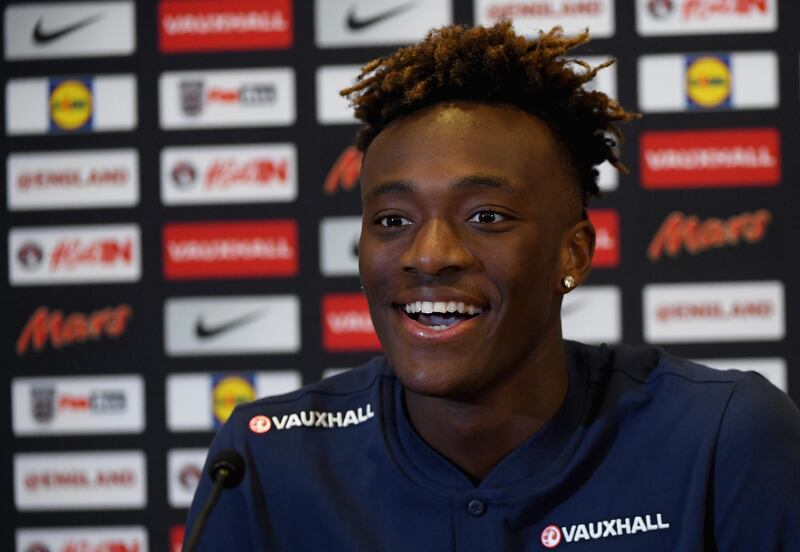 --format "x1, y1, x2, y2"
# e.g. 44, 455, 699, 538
379, 215, 412, 227
468, 211, 506, 223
